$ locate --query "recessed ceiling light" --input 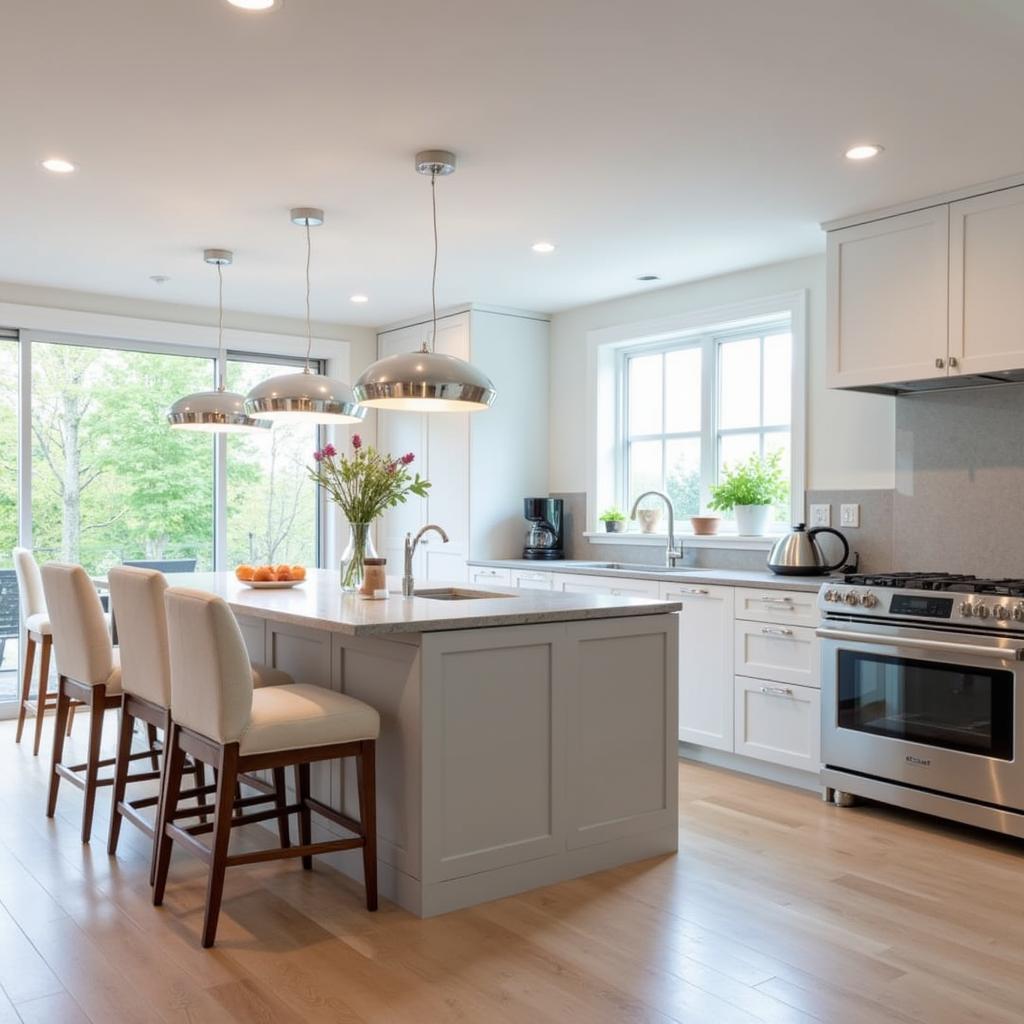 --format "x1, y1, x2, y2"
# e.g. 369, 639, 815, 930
225, 0, 279, 9
531, 241, 556, 253
41, 158, 76, 174
350, 294, 369, 304
636, 274, 660, 282
845, 144, 884, 161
